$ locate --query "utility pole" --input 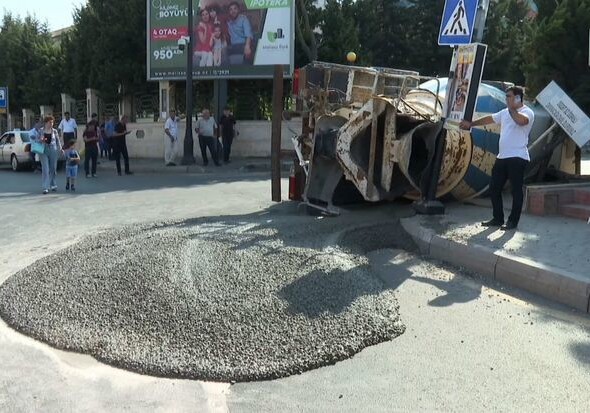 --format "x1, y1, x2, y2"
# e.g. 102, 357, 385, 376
271, 65, 284, 202
181, 0, 196, 165
415, 0, 490, 215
